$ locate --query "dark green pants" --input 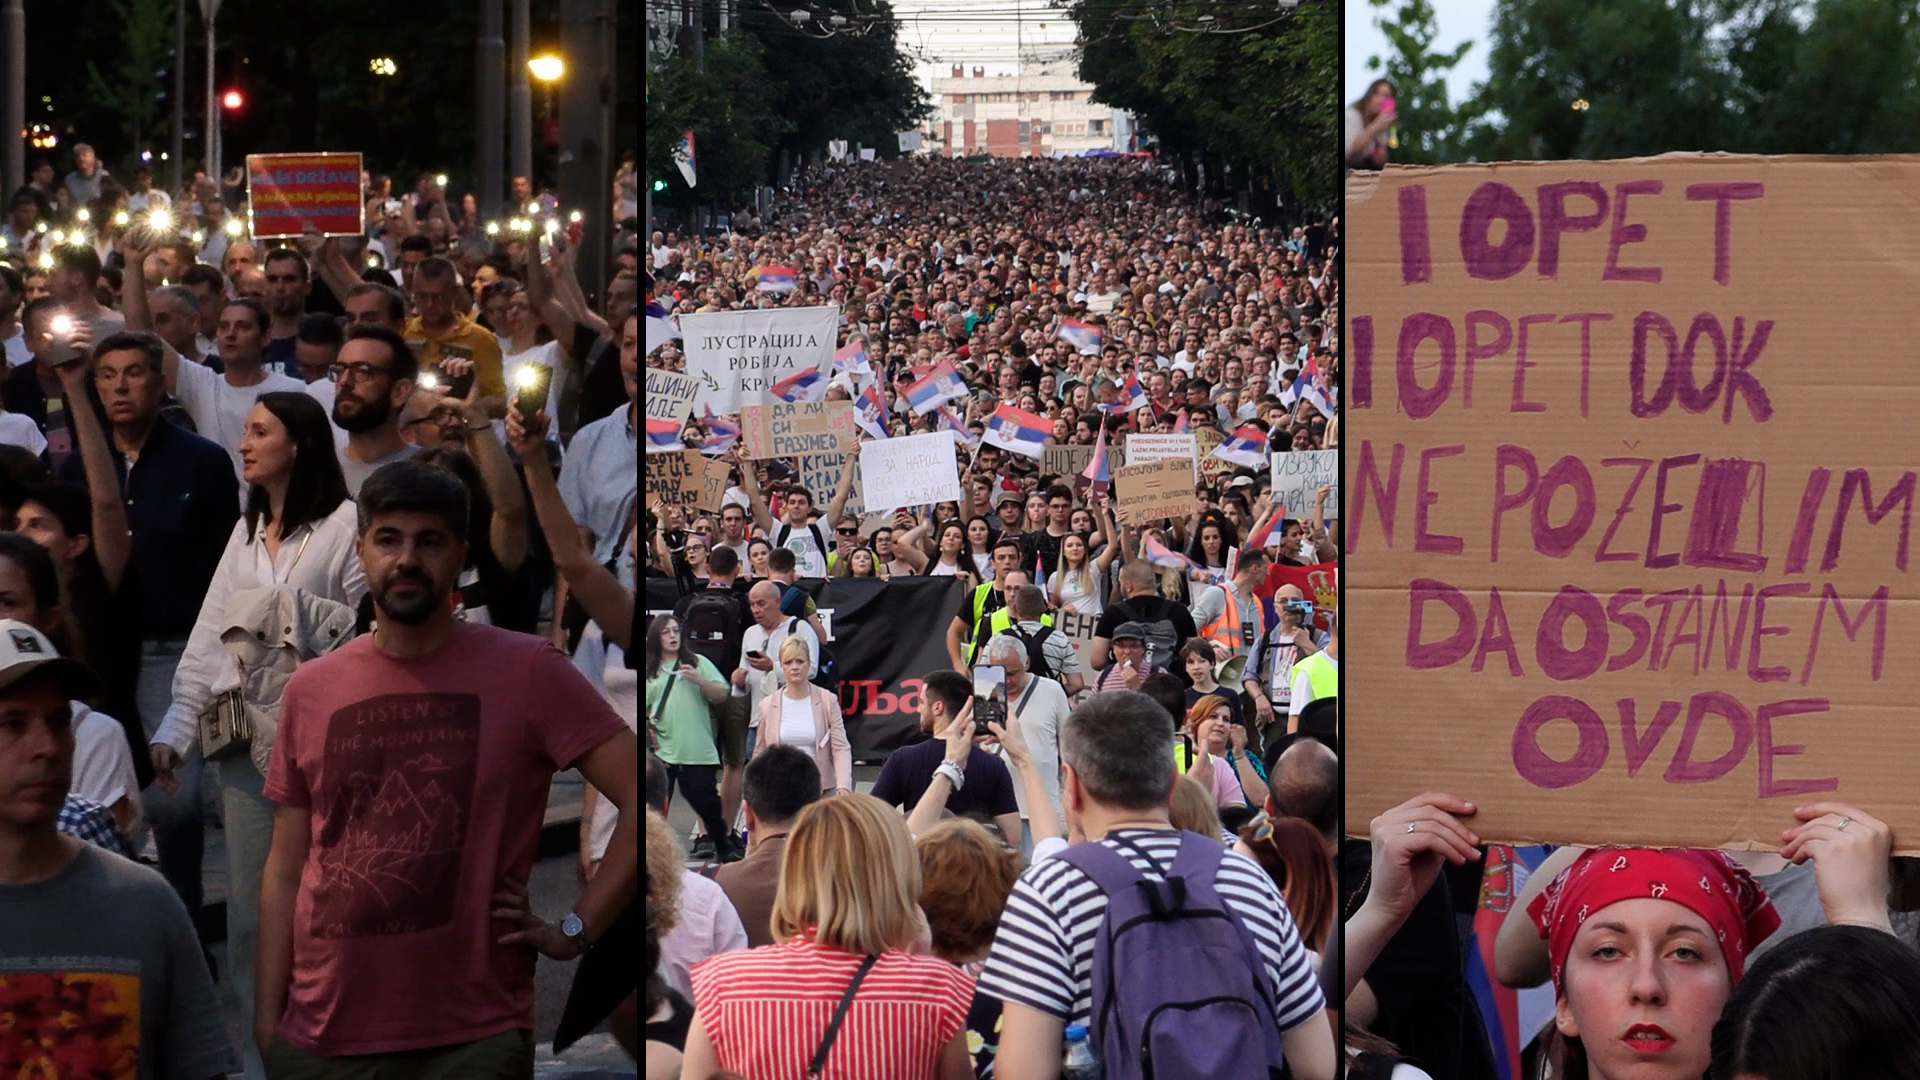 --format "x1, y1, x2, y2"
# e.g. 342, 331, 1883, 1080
264, 1029, 534, 1080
